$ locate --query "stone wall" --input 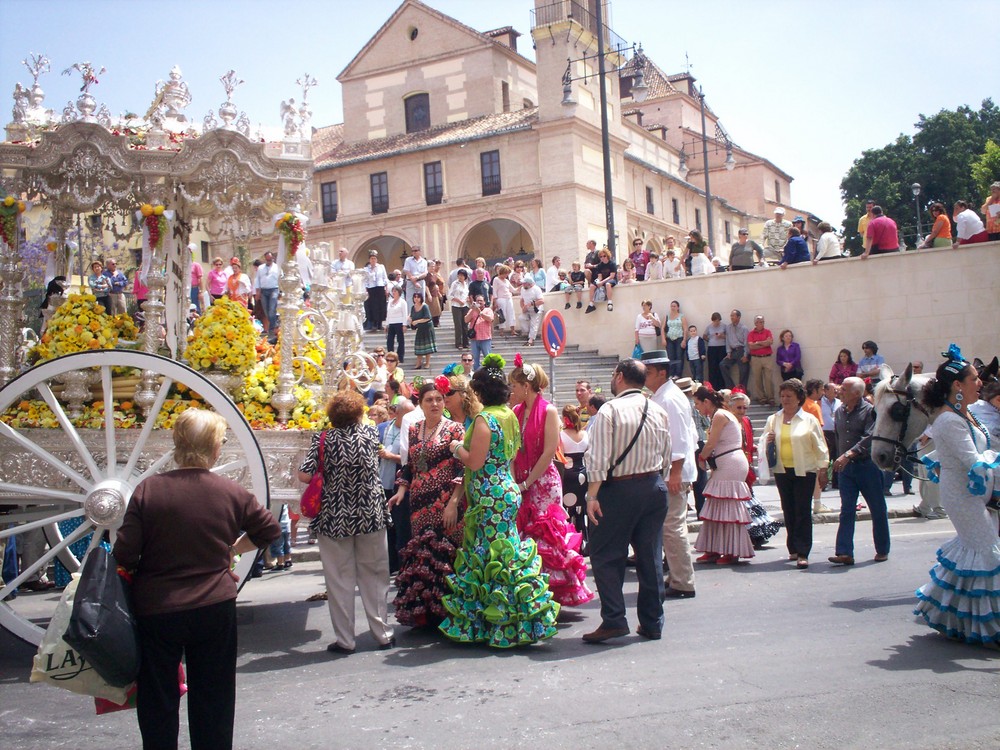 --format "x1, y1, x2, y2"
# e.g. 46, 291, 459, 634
547, 242, 1000, 381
